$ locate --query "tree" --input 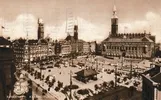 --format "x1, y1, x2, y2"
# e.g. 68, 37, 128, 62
102, 82, 108, 88
94, 84, 99, 92
109, 80, 114, 88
